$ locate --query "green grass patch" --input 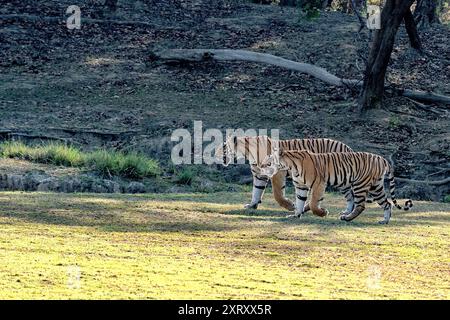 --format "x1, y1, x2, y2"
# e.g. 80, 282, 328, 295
0, 141, 160, 179
35, 143, 85, 167
87, 150, 160, 179
0, 141, 84, 166
0, 191, 448, 299
175, 168, 194, 185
